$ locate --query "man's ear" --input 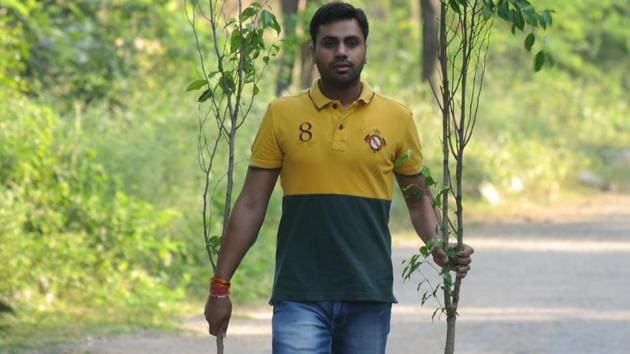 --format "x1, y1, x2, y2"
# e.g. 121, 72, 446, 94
310, 42, 315, 60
